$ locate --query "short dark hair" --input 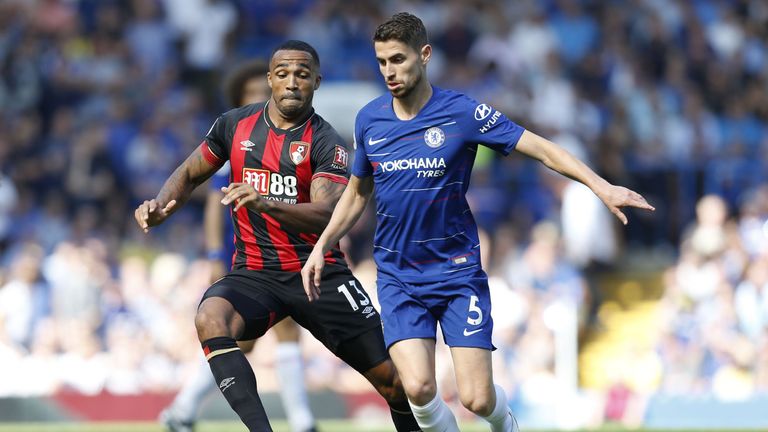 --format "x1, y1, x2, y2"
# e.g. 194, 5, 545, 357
270, 40, 320, 68
373, 12, 428, 52
223, 60, 269, 108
